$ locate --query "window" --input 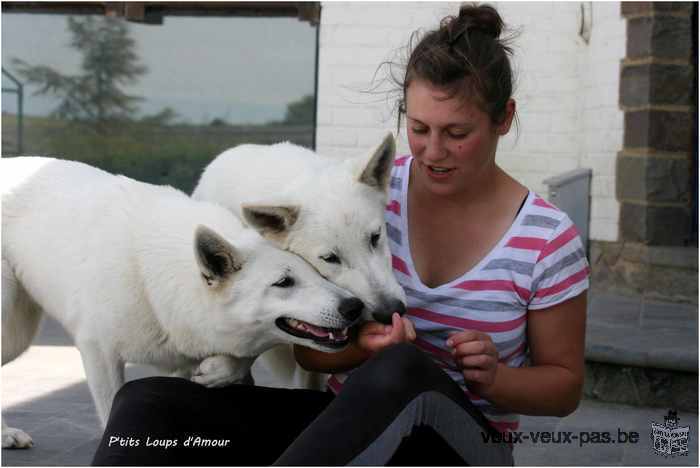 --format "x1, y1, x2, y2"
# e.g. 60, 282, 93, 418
2, 2, 319, 194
